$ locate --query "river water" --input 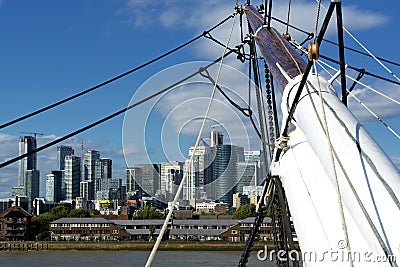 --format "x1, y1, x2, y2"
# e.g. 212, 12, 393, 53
1, 251, 275, 267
